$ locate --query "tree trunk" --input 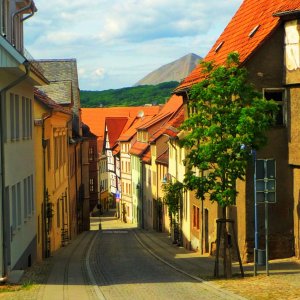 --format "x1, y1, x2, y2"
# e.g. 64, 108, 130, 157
222, 206, 232, 278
